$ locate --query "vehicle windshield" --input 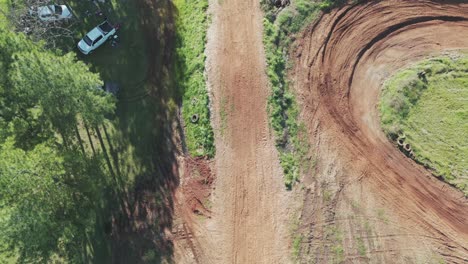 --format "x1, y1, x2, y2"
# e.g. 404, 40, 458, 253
54, 5, 62, 15
83, 35, 93, 46
98, 21, 113, 35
